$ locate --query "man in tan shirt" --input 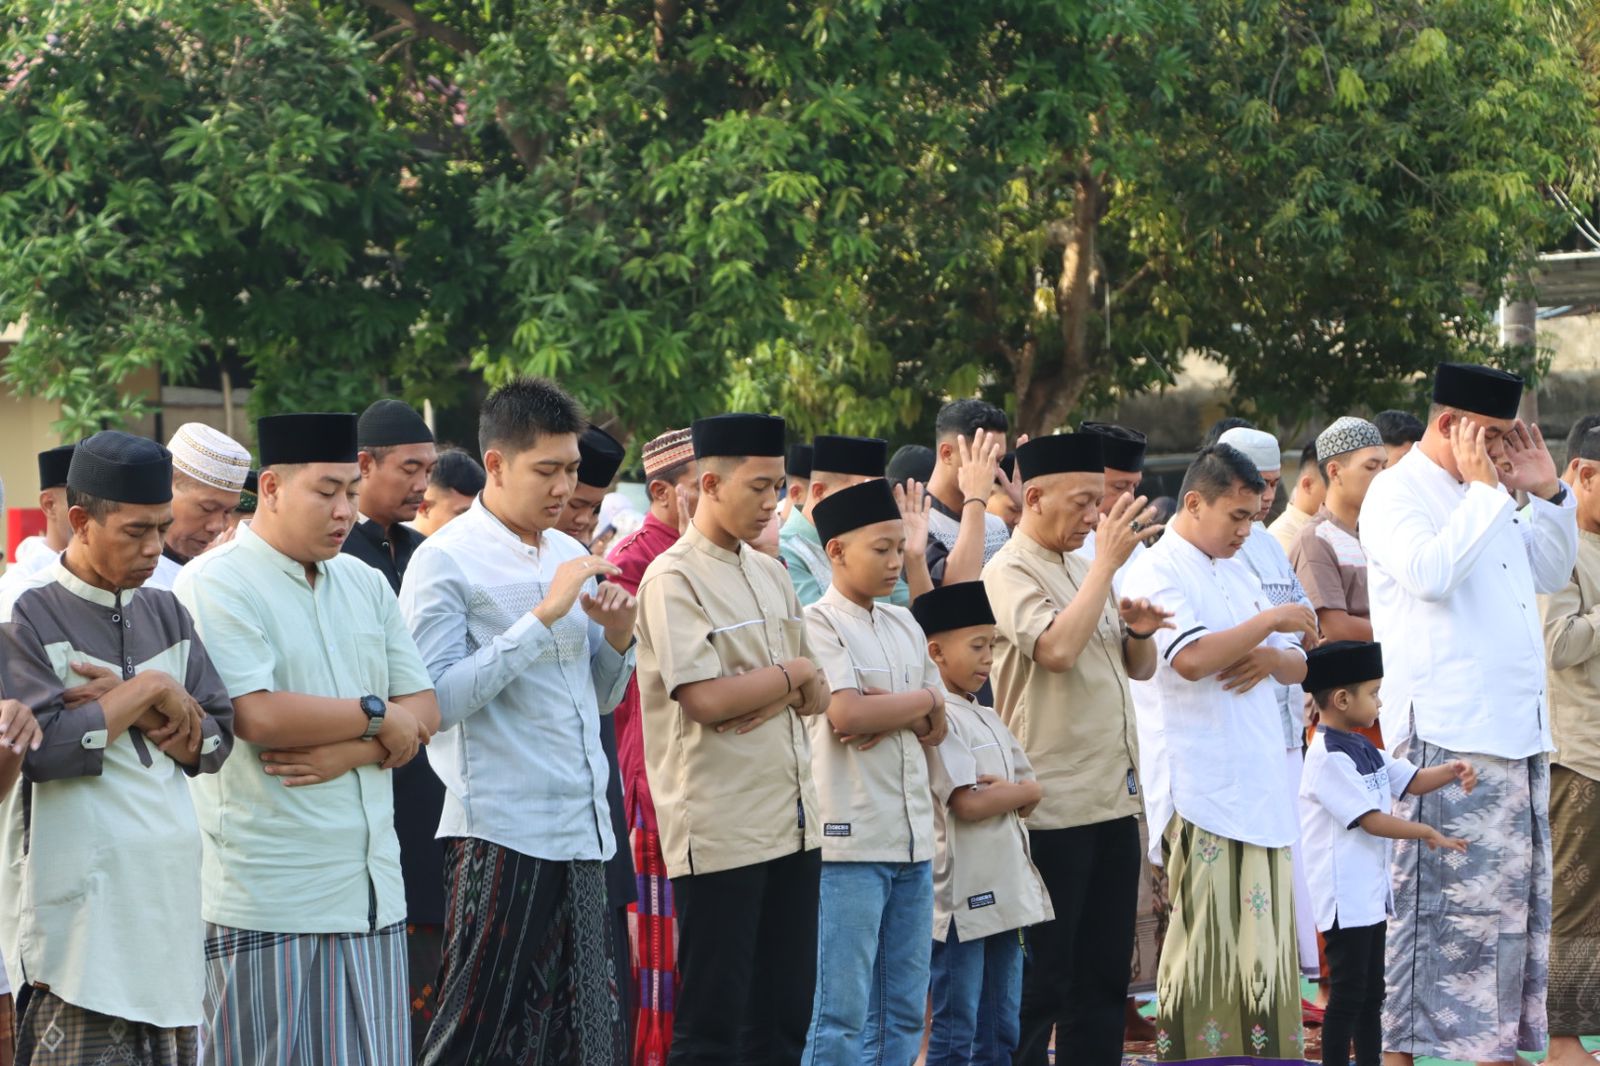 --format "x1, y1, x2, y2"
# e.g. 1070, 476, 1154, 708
982, 432, 1169, 1066
634, 413, 830, 1066
1268, 441, 1325, 553
1537, 420, 1600, 1066
801, 478, 945, 1065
